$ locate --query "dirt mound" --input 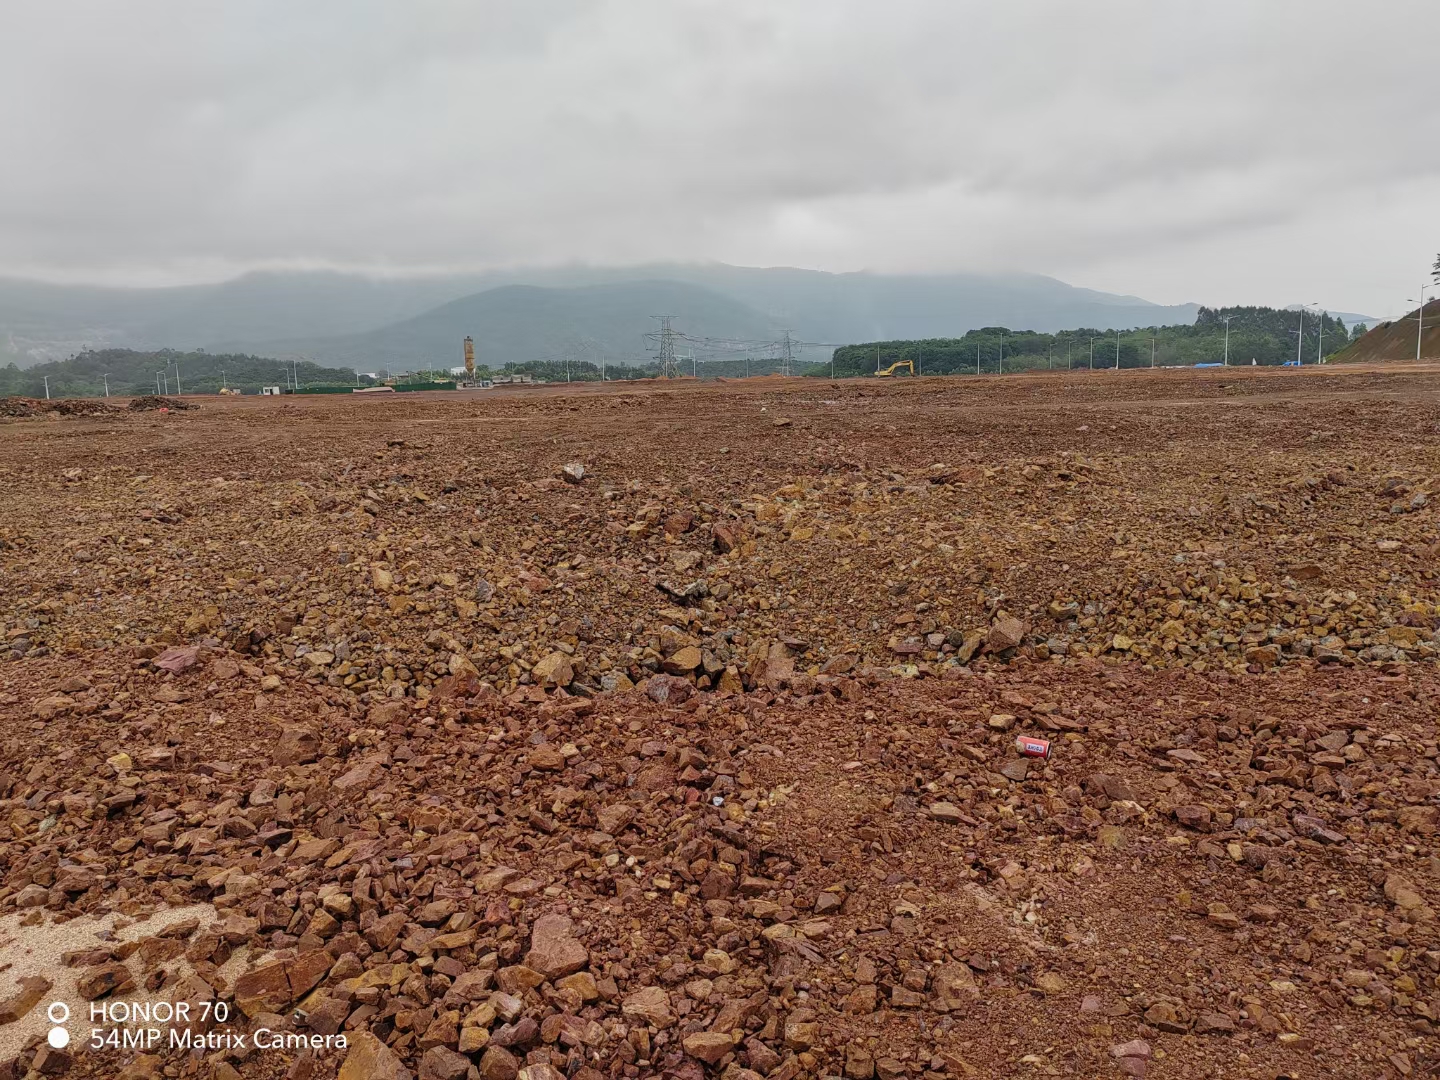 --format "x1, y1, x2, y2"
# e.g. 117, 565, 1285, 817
48, 398, 115, 417
0, 397, 39, 418
0, 396, 115, 419
1332, 297, 1440, 363
127, 394, 196, 411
